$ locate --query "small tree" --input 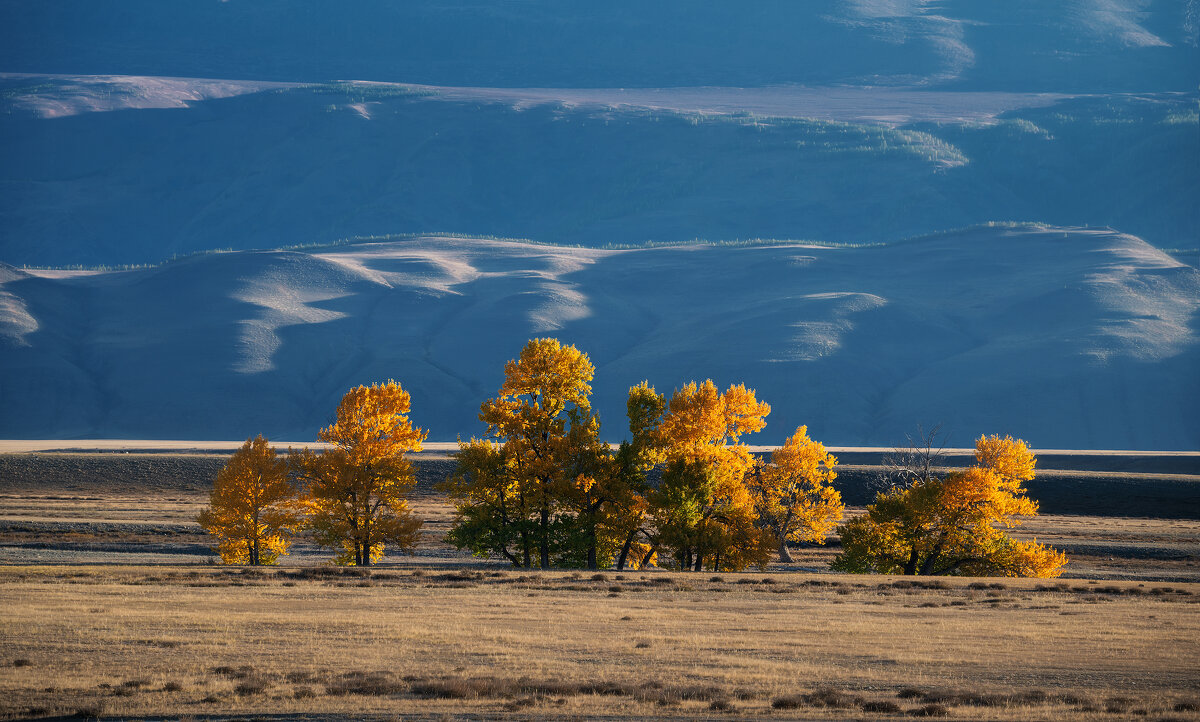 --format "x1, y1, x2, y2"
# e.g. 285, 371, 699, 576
197, 435, 300, 565
832, 435, 1066, 577
473, 338, 597, 569
442, 438, 533, 567
291, 381, 426, 566
749, 425, 844, 562
648, 380, 774, 572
